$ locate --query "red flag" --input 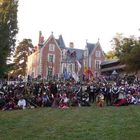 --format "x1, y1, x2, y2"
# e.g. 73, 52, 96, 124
84, 67, 93, 77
